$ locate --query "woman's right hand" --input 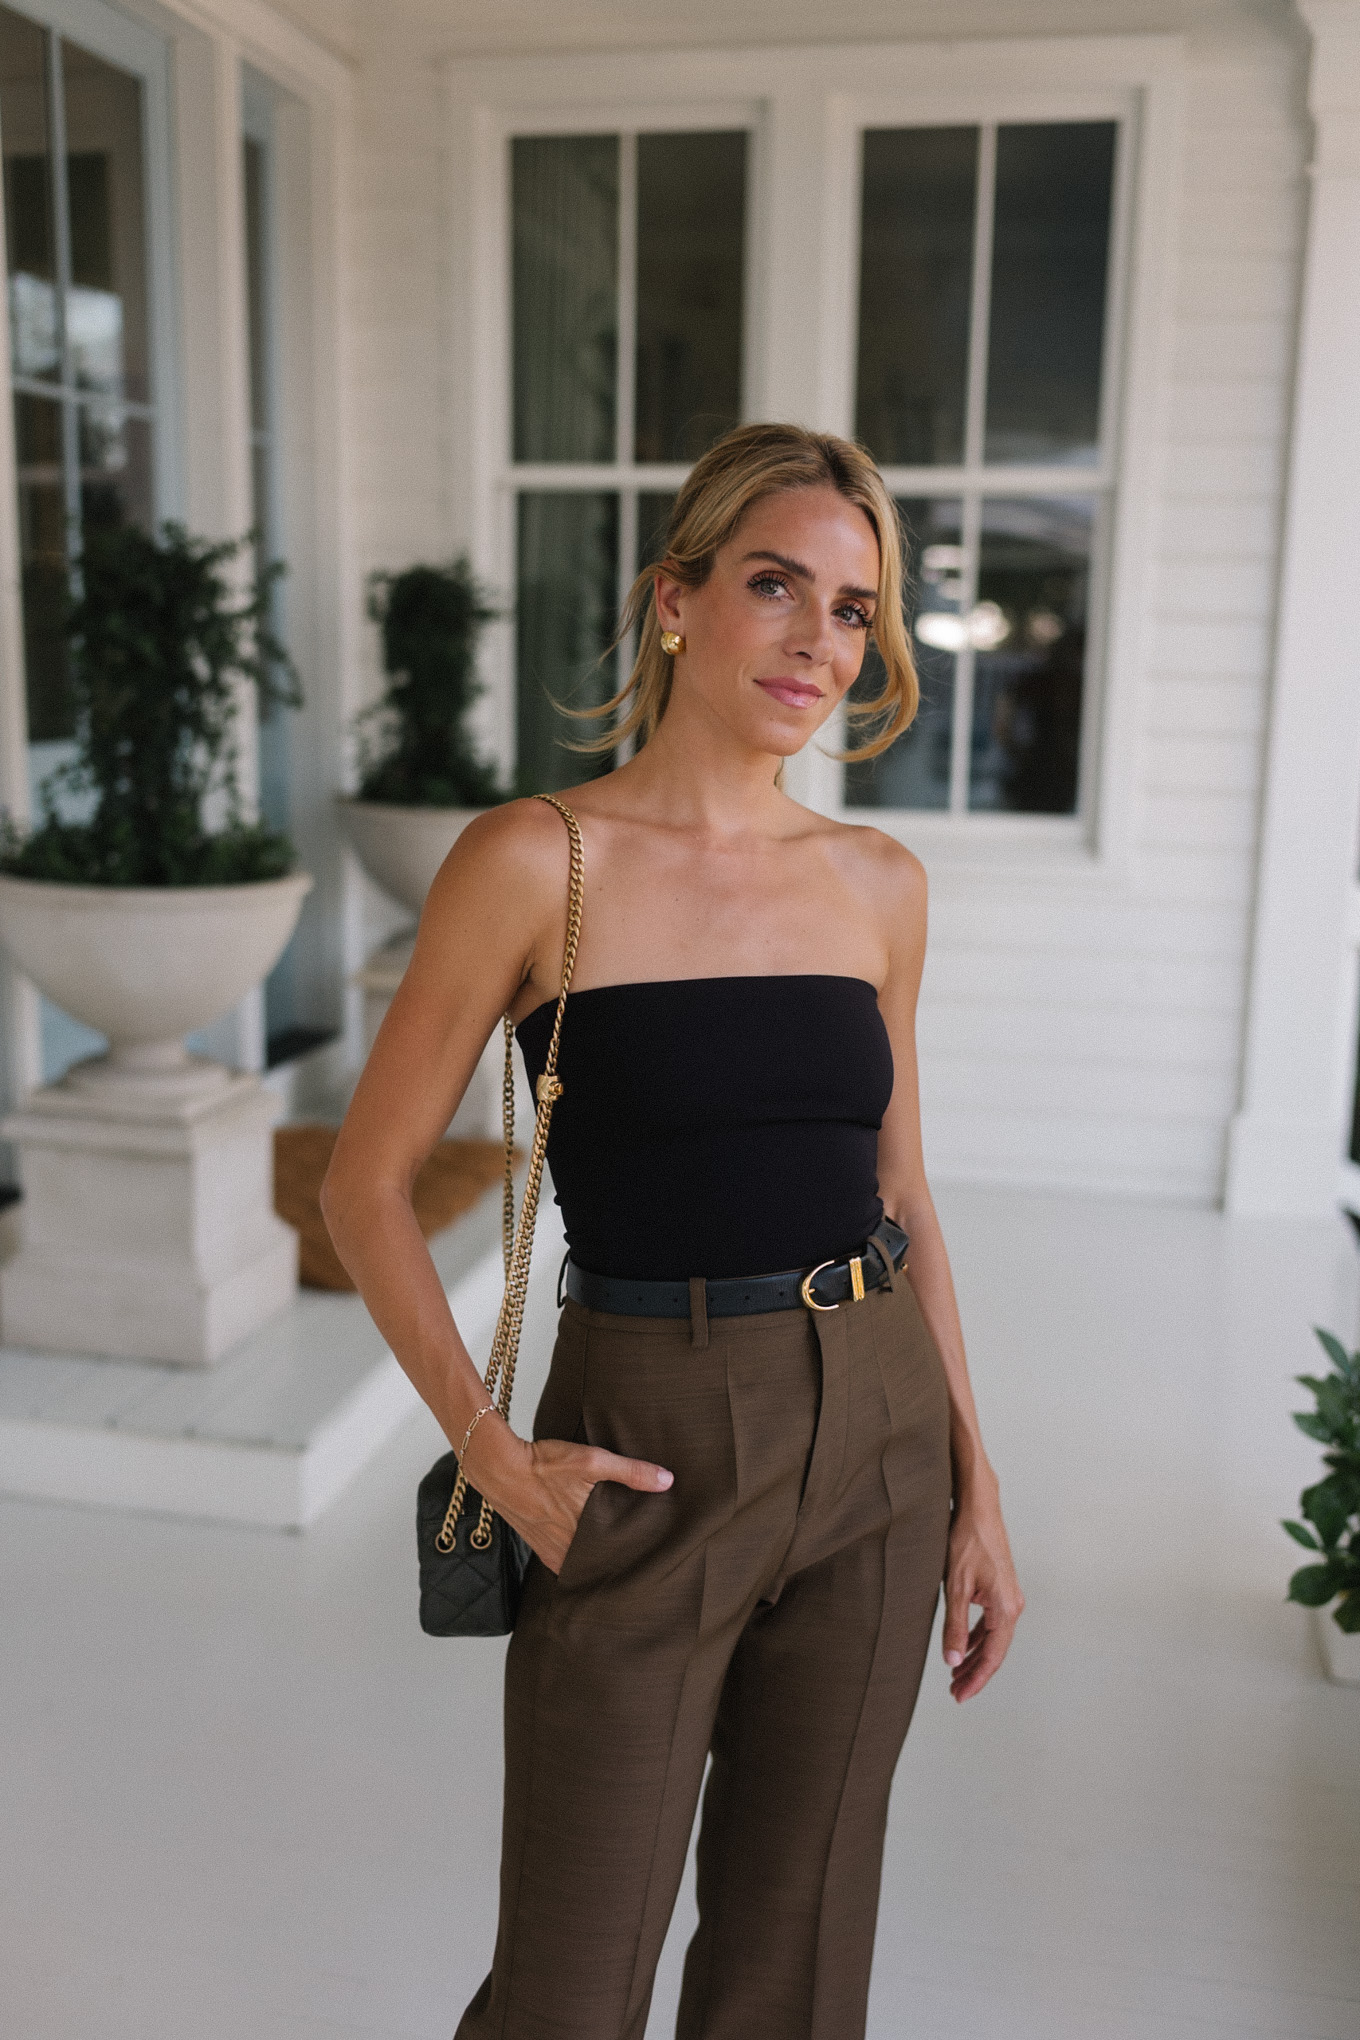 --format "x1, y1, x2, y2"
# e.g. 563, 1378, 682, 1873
464, 1412, 673, 1574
